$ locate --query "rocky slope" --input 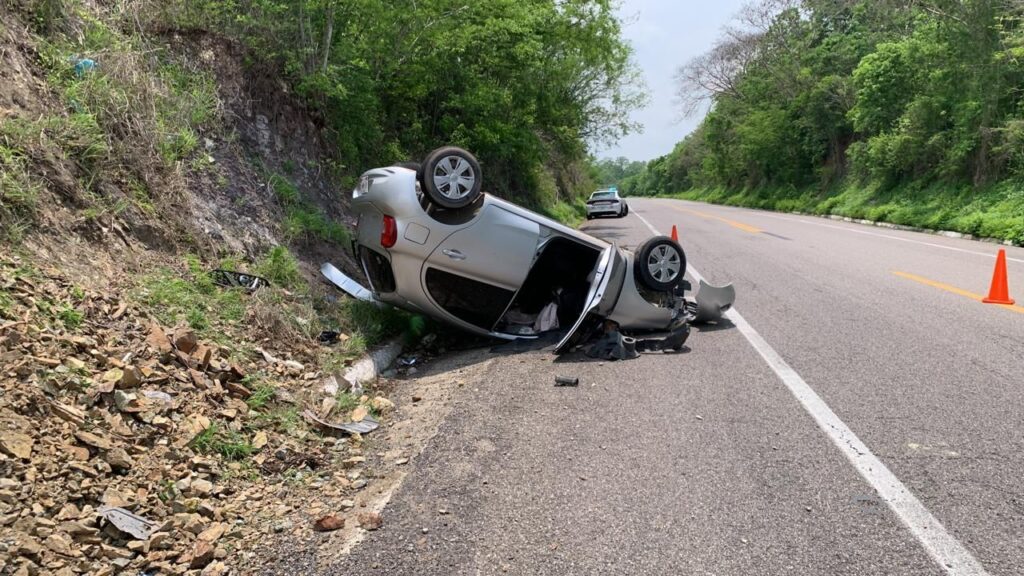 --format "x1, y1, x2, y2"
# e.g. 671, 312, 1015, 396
0, 4, 435, 575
